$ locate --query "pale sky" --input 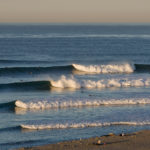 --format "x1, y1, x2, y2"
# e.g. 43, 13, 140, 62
0, 0, 150, 23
